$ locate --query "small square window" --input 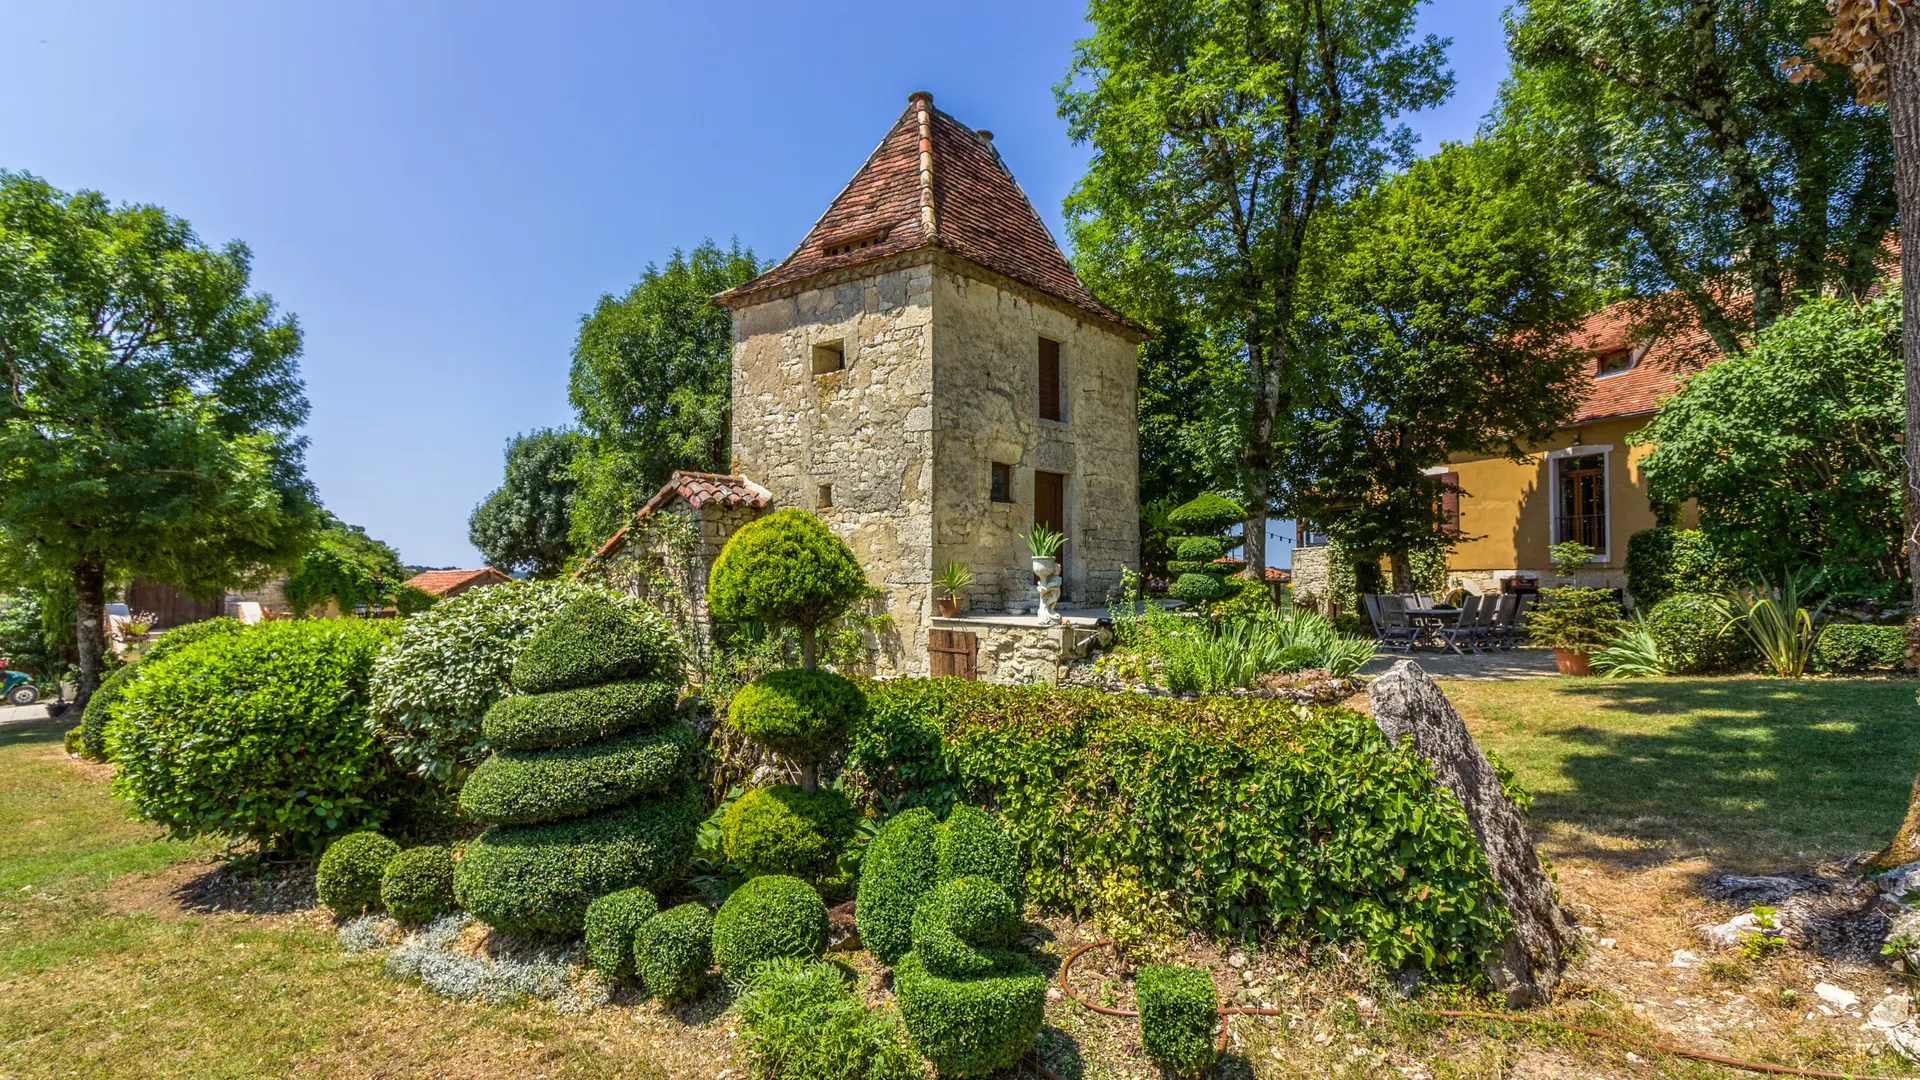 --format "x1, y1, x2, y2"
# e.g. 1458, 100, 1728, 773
817, 484, 833, 509
989, 463, 1014, 503
1597, 348, 1633, 375
812, 341, 845, 375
